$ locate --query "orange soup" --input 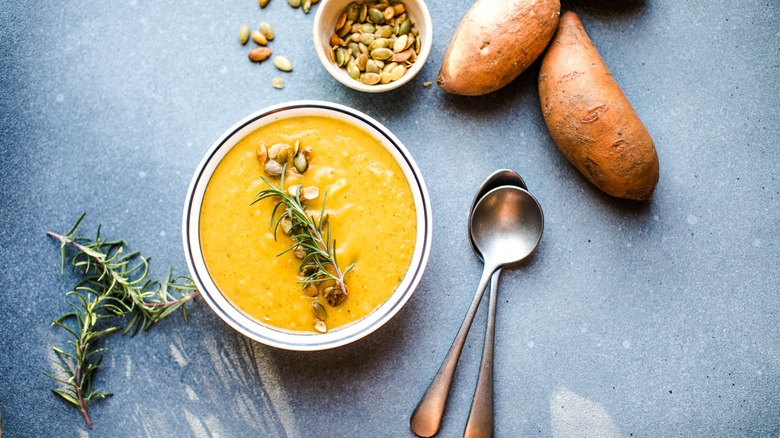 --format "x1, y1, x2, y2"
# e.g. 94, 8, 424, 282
199, 115, 416, 333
